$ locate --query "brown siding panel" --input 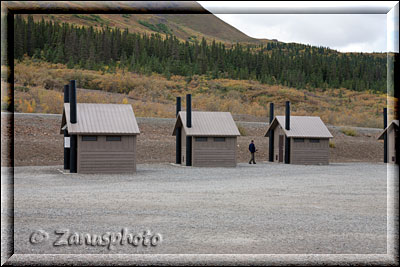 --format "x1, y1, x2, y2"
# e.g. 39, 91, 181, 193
77, 135, 136, 173
181, 130, 186, 165
388, 127, 396, 163
273, 126, 285, 163
192, 137, 237, 167
290, 138, 329, 165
